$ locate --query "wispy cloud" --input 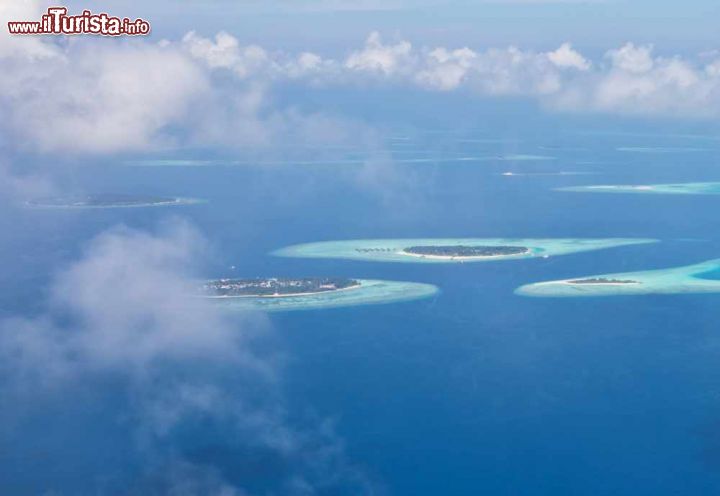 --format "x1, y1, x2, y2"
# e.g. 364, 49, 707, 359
0, 220, 376, 494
